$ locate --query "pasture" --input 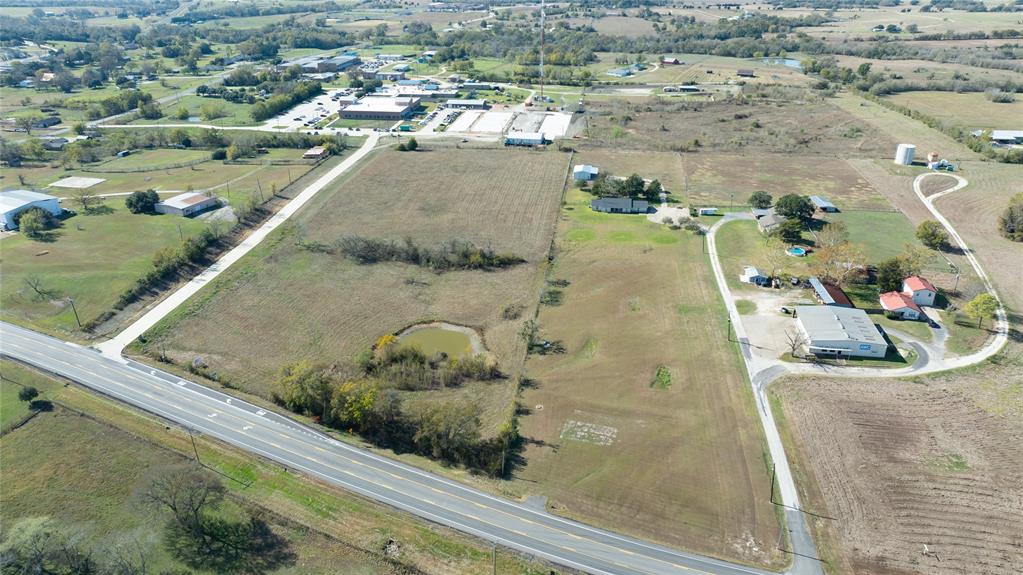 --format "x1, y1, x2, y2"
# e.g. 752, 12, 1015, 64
131, 95, 258, 126
138, 146, 570, 435
886, 91, 1023, 131
2, 148, 314, 199
514, 188, 784, 567
565, 16, 655, 37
